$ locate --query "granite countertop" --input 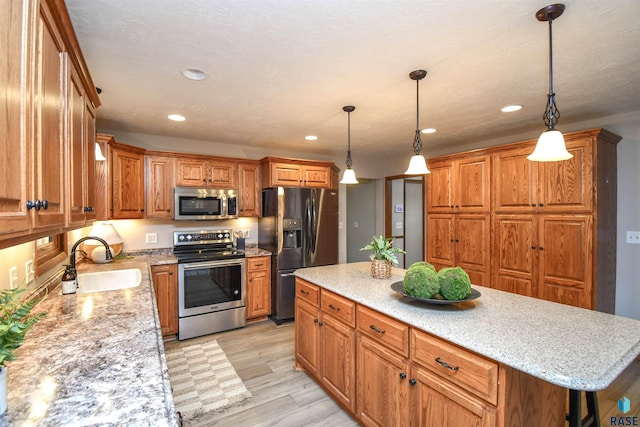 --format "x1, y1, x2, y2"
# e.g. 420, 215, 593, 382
294, 262, 640, 391
2, 256, 179, 426
244, 247, 272, 257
